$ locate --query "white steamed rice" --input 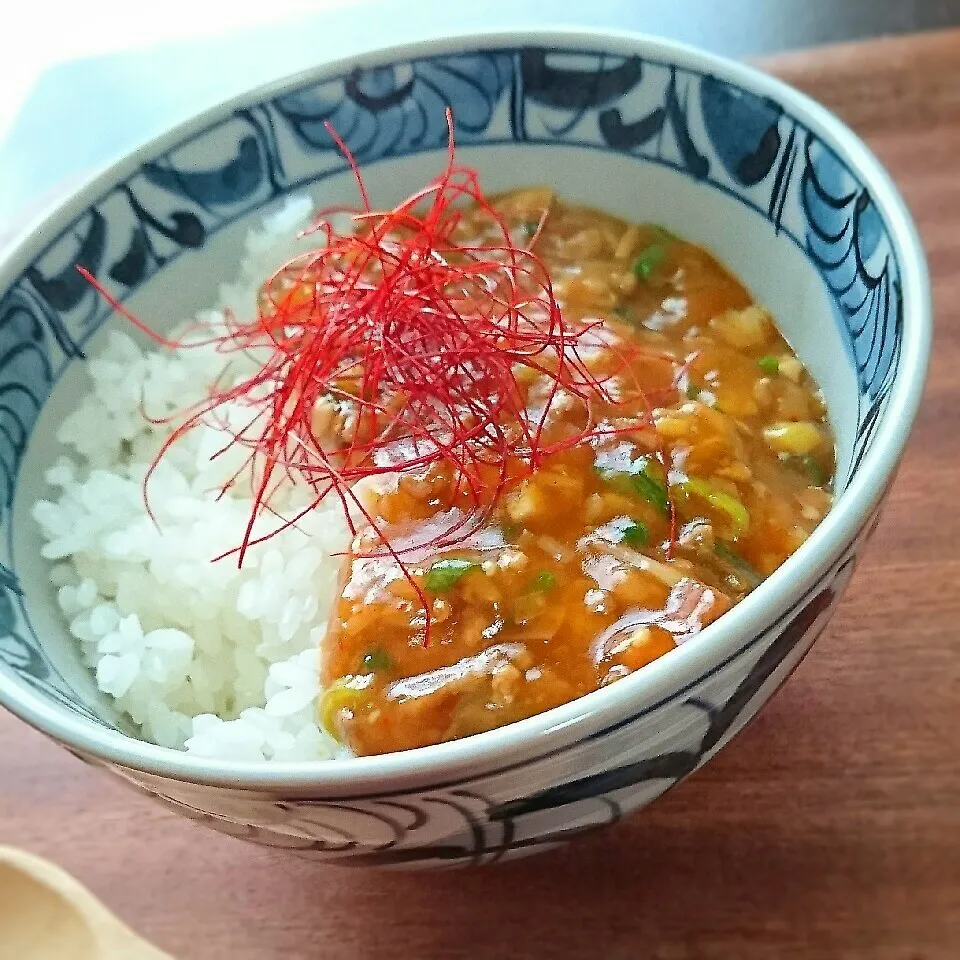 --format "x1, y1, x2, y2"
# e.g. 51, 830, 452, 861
32, 197, 356, 762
